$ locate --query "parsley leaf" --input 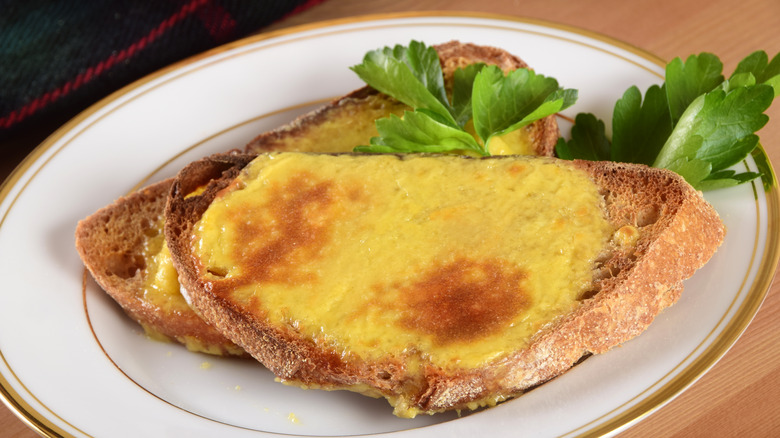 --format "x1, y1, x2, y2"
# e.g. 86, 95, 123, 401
732, 50, 780, 96
555, 113, 610, 161
450, 63, 486, 127
557, 51, 779, 191
472, 66, 577, 147
665, 53, 725, 123
611, 85, 672, 165
653, 85, 773, 175
351, 41, 577, 156
350, 41, 456, 126
353, 110, 484, 155
697, 170, 763, 191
